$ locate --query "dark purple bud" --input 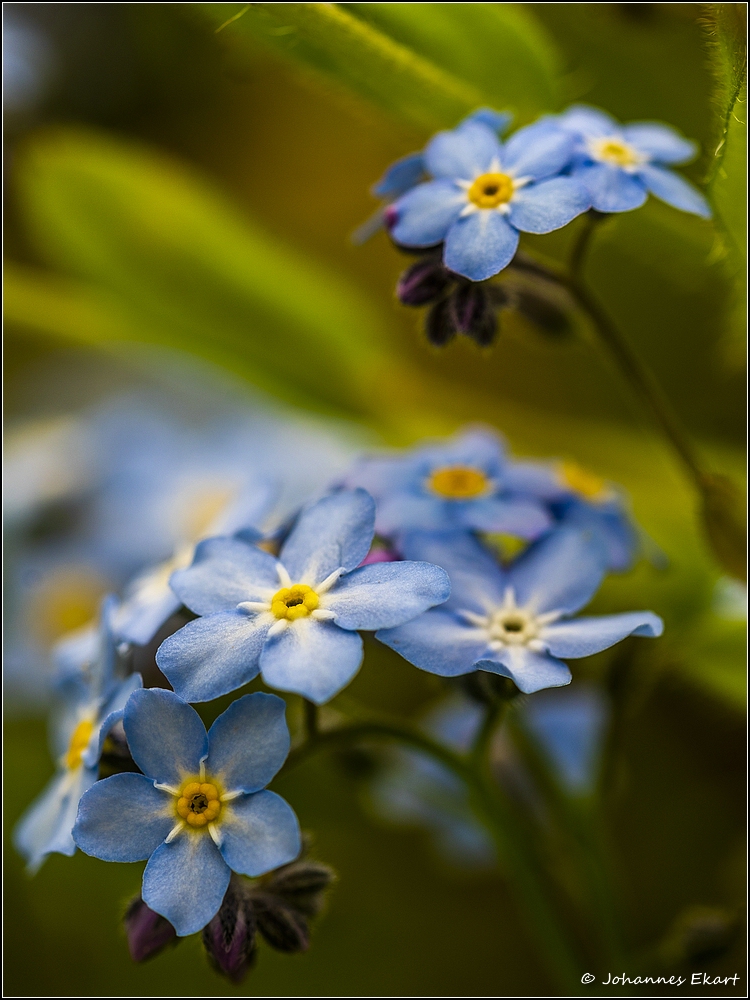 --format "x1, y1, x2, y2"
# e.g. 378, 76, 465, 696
514, 289, 571, 336
397, 257, 454, 306
264, 861, 336, 916
253, 894, 310, 952
449, 283, 497, 346
425, 298, 457, 346
202, 881, 257, 984
123, 897, 177, 963
383, 204, 398, 232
